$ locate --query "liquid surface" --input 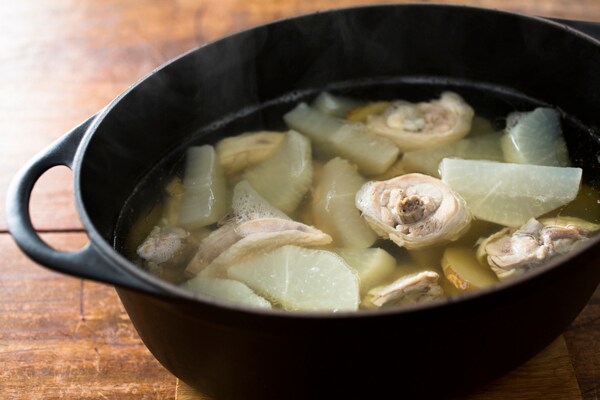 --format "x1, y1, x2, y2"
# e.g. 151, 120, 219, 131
115, 78, 600, 312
